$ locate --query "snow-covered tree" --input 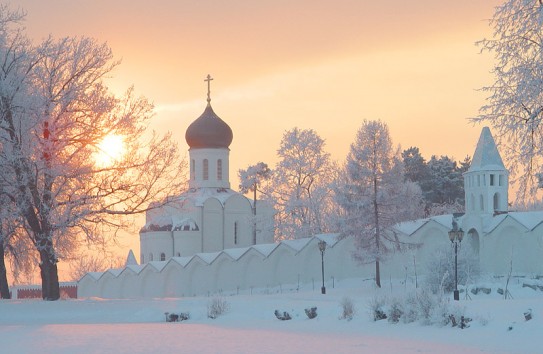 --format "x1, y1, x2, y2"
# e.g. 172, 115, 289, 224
473, 0, 543, 203
264, 128, 336, 240
238, 162, 271, 244
336, 120, 424, 288
0, 6, 186, 300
